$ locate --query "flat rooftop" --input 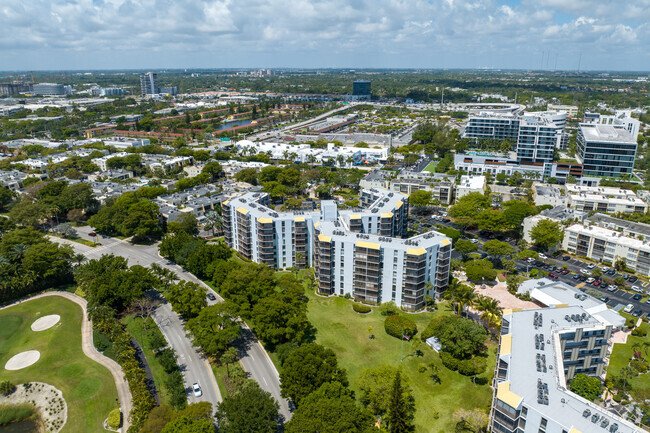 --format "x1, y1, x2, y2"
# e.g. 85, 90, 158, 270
587, 213, 650, 238
580, 123, 636, 143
